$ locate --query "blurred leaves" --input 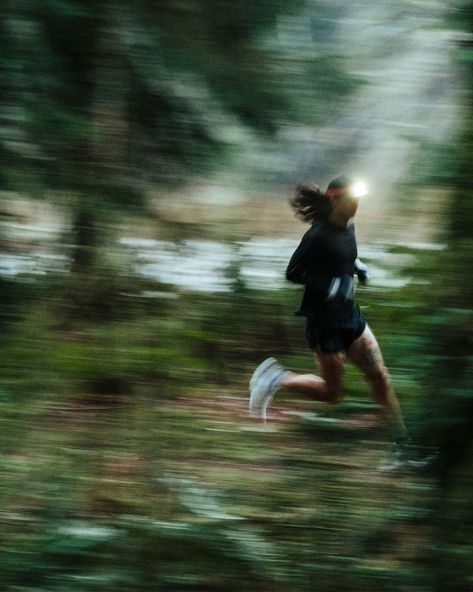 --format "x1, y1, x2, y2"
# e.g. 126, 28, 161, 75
0, 1, 472, 591
1, 0, 315, 194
